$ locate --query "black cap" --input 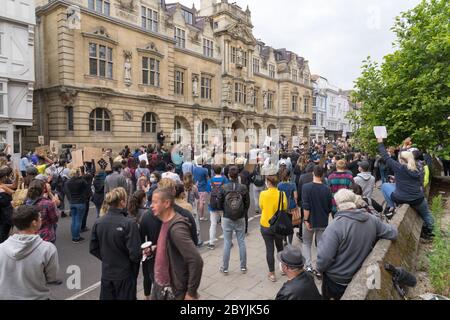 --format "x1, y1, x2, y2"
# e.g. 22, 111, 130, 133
358, 161, 370, 171
276, 245, 305, 268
